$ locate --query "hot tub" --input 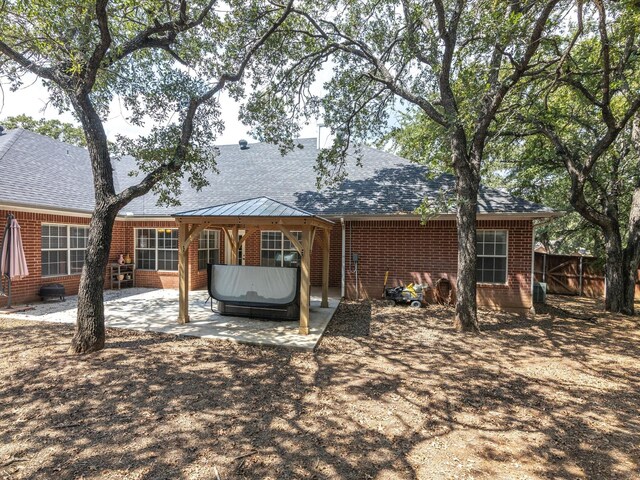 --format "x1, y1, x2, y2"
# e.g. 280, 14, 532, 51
207, 264, 300, 320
